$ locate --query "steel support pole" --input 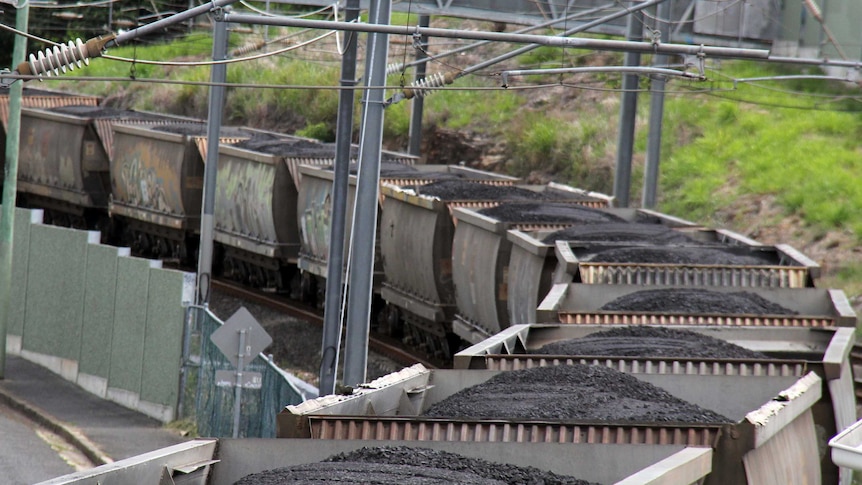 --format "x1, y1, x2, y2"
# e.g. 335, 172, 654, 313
0, 0, 28, 379
342, 0, 391, 388
318, 0, 361, 396
232, 329, 246, 438
407, 14, 430, 157
642, 0, 671, 208
612, 4, 642, 208
196, 19, 229, 305
221, 12, 769, 60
